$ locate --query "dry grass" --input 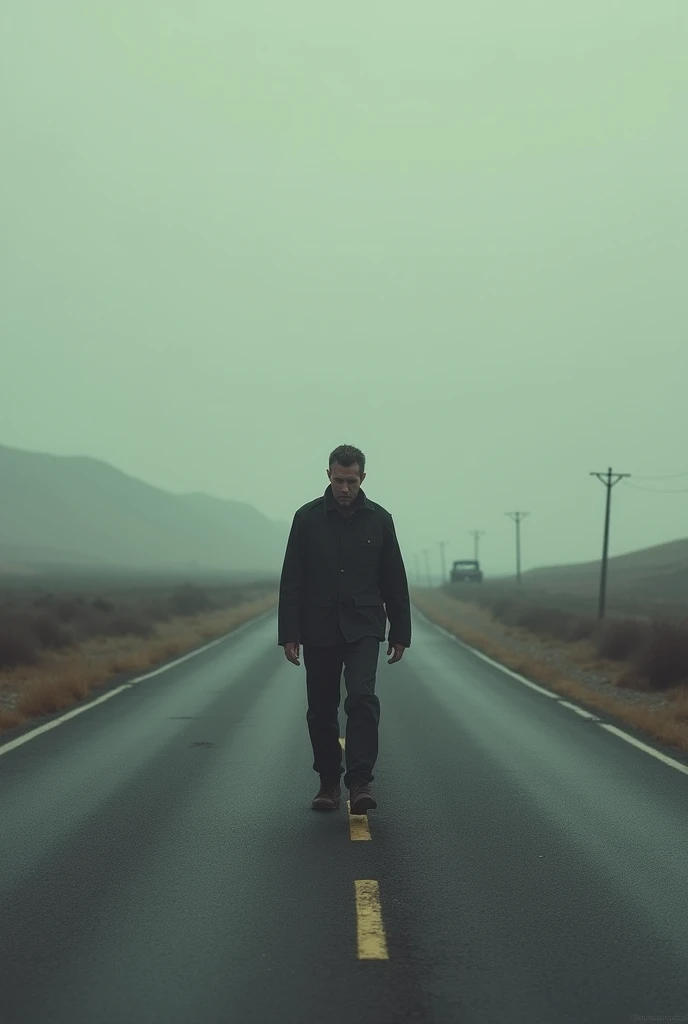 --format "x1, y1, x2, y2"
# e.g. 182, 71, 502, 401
442, 581, 688, 691
0, 579, 274, 670
413, 589, 688, 755
0, 593, 276, 733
